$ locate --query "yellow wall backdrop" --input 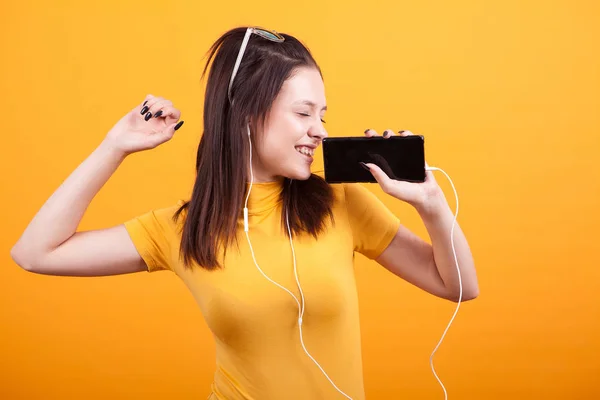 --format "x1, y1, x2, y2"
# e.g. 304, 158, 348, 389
1, 0, 599, 399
